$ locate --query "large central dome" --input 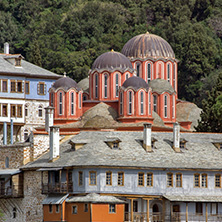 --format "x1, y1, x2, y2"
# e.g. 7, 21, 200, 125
91, 50, 133, 72
121, 32, 175, 59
